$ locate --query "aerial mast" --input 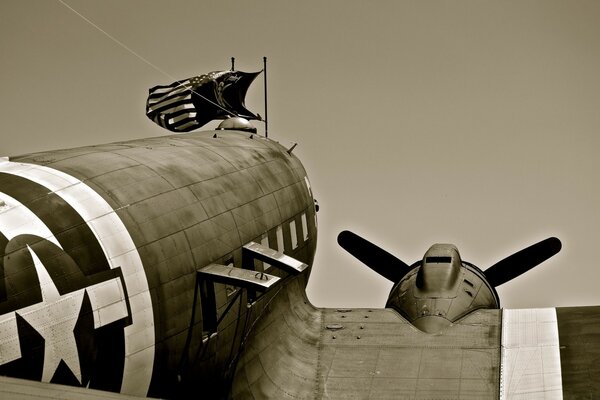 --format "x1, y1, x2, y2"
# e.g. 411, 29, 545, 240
263, 56, 268, 138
